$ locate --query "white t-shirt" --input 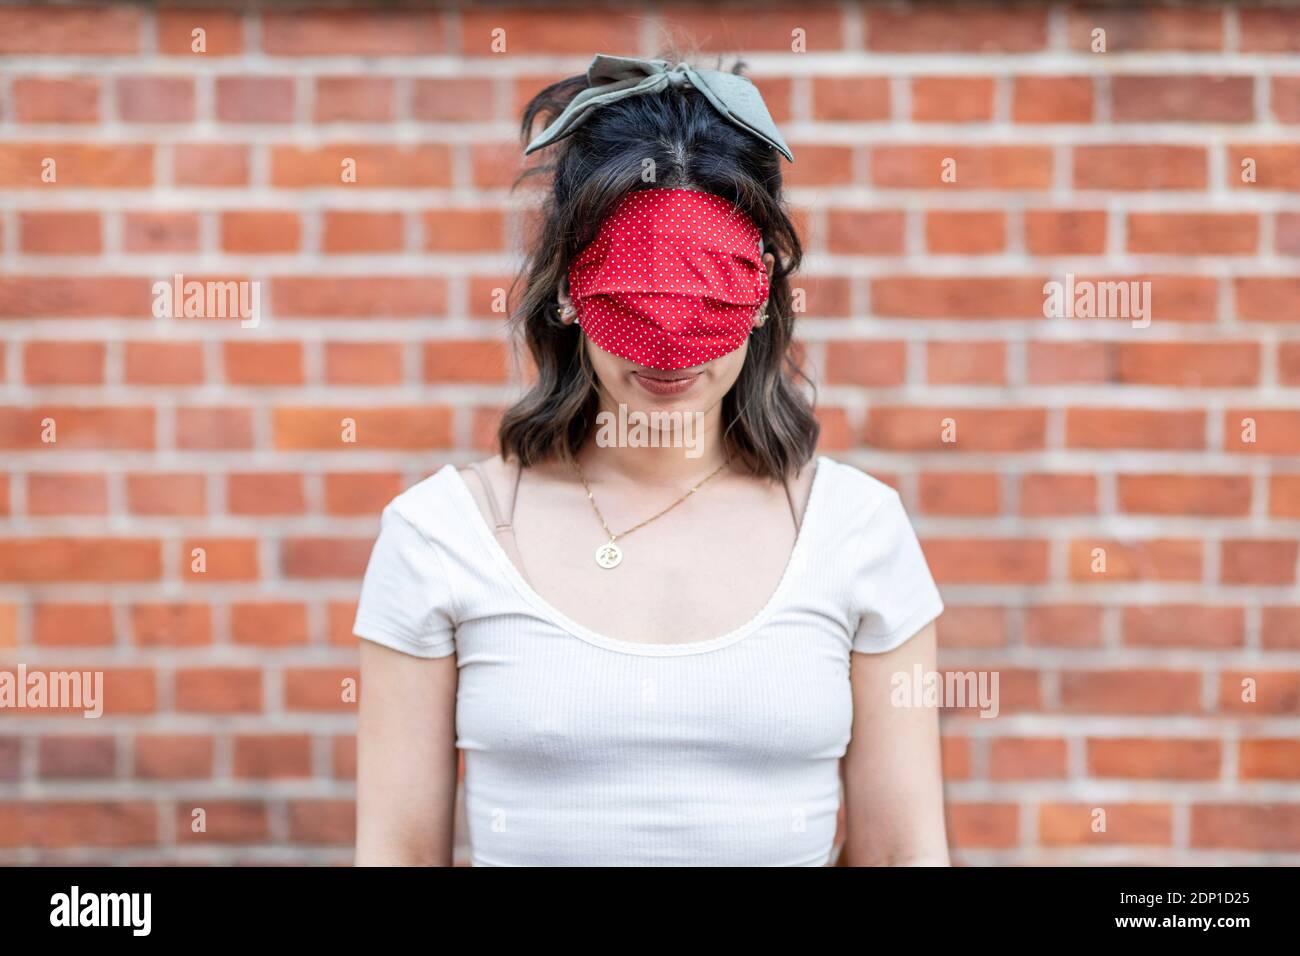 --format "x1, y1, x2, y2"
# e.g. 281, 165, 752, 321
353, 454, 944, 866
